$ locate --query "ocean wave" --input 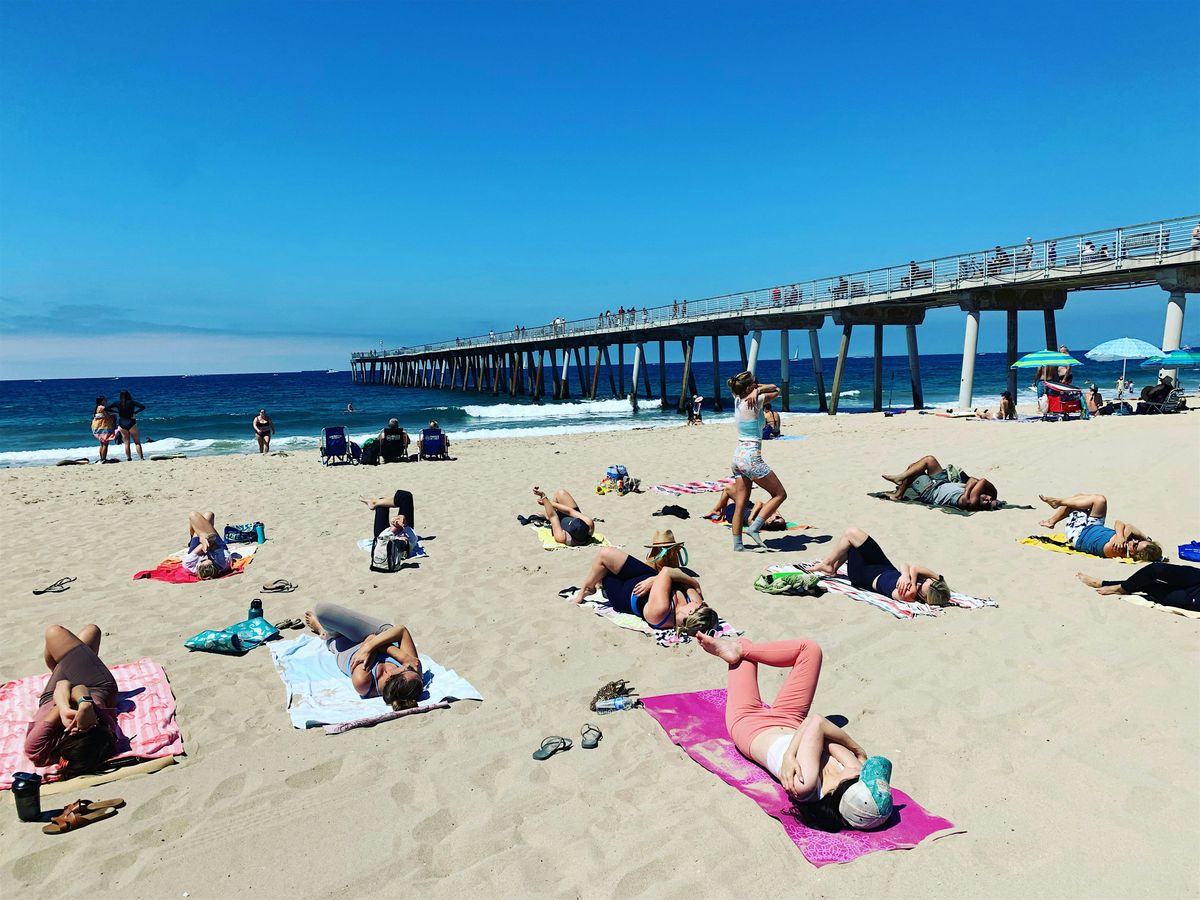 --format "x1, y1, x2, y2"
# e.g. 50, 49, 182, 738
459, 398, 640, 420
805, 389, 861, 398
0, 434, 322, 468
